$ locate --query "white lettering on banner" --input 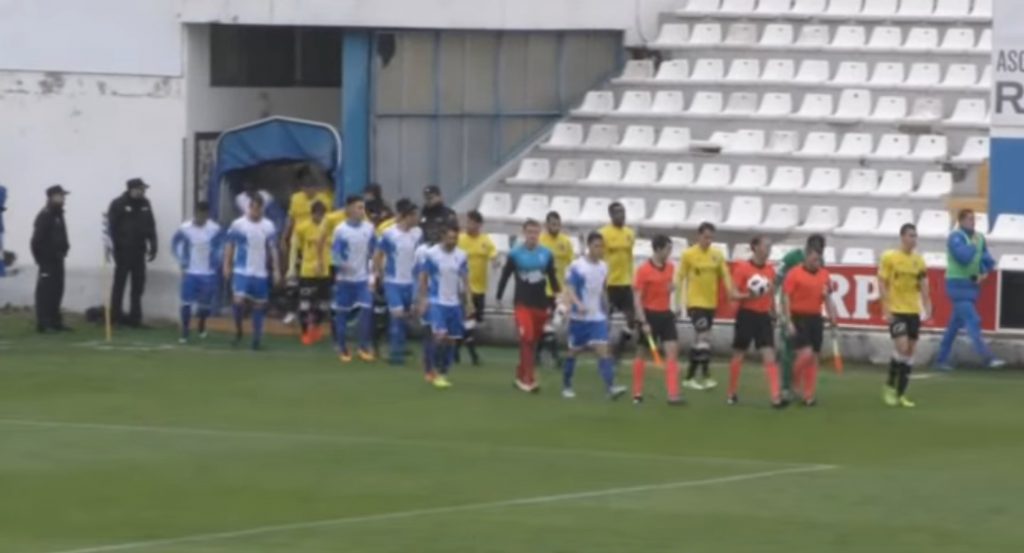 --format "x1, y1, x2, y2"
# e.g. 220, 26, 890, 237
828, 273, 880, 321
829, 274, 850, 319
